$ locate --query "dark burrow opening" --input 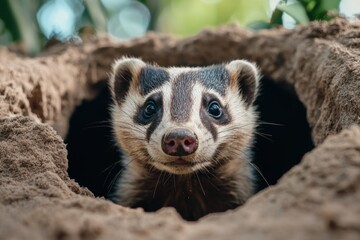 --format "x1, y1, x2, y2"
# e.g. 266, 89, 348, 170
65, 76, 314, 198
